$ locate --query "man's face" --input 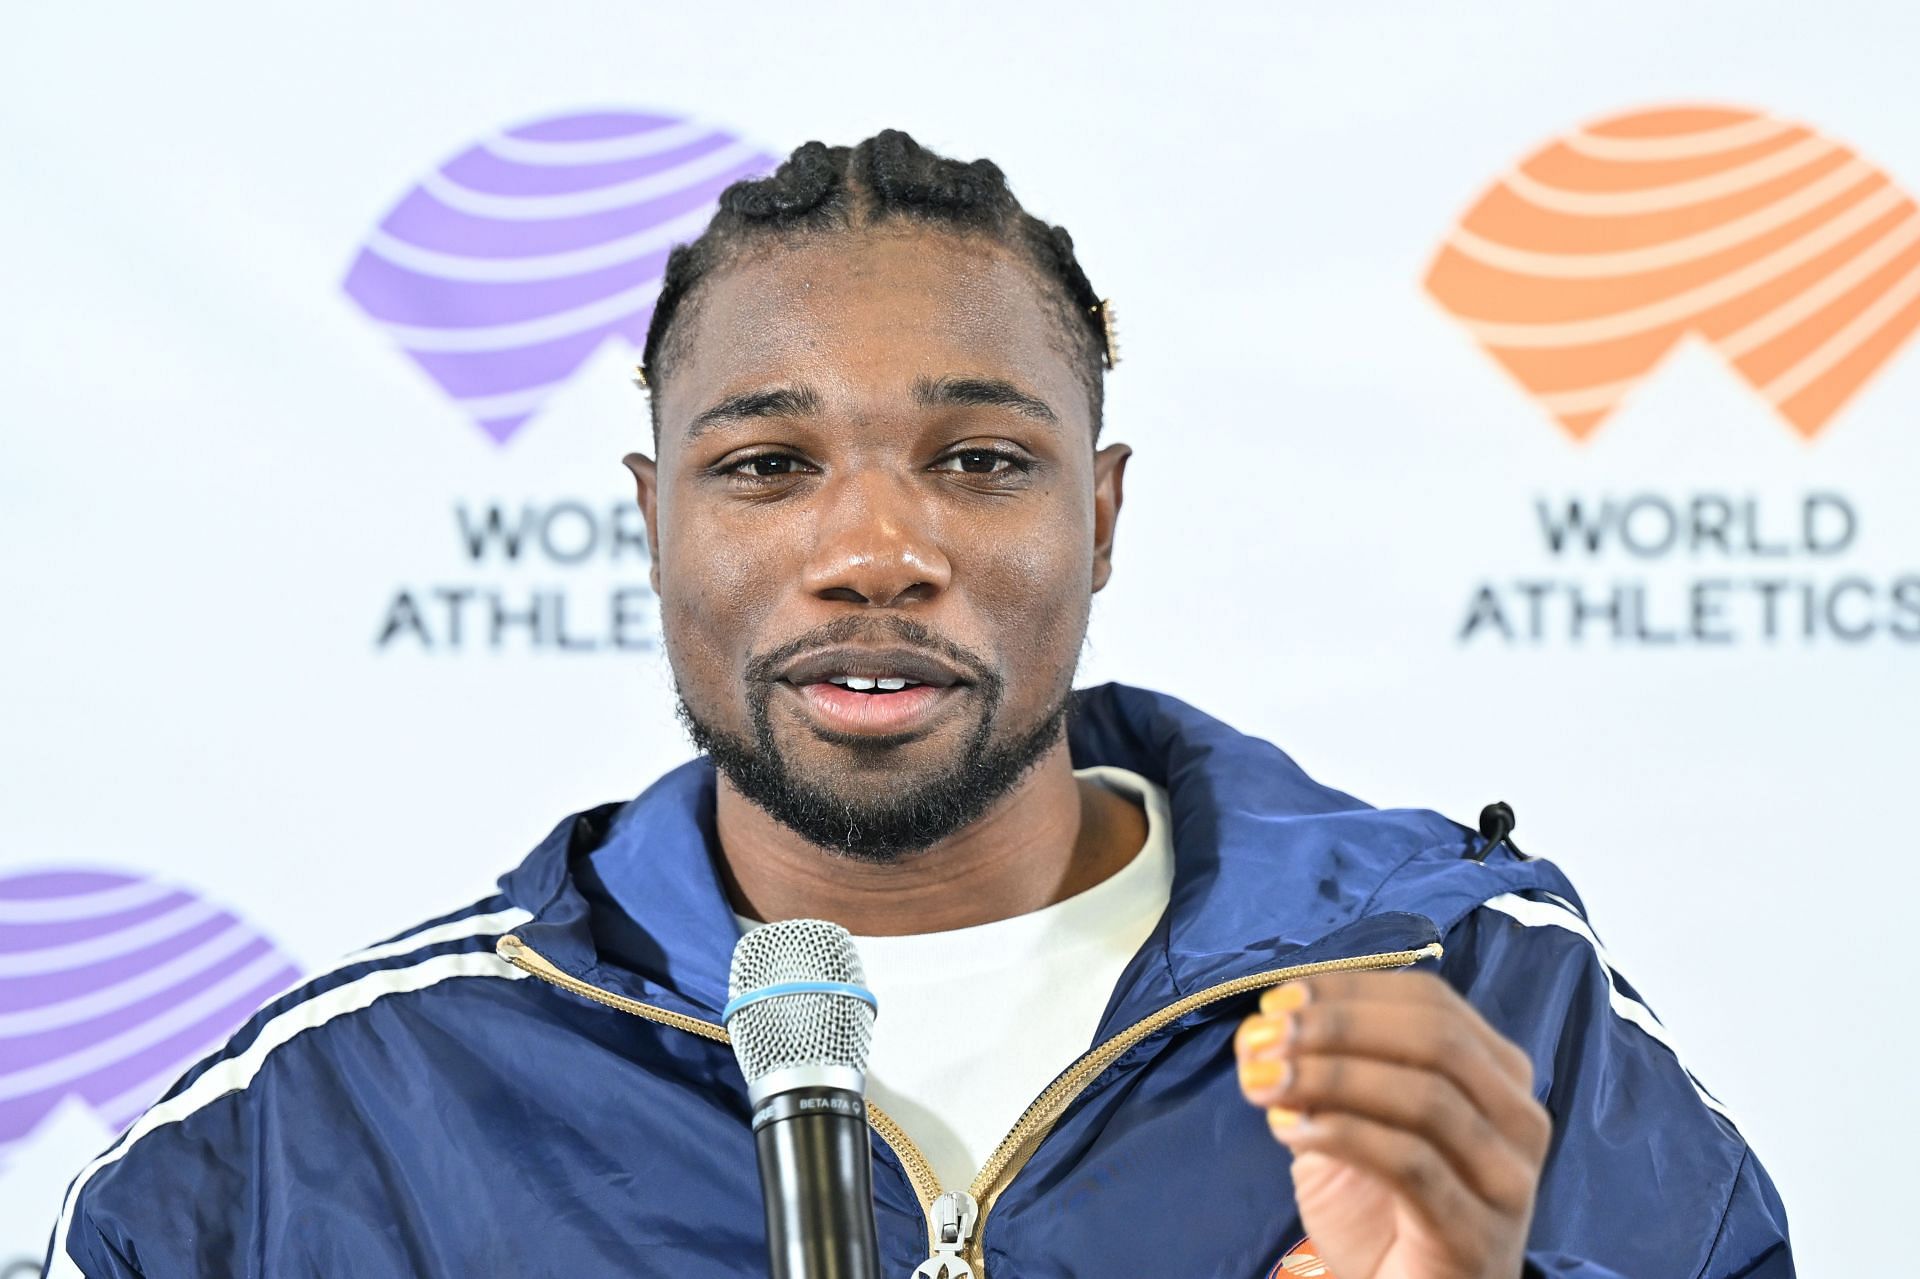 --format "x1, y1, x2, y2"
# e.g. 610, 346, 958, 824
627, 229, 1127, 859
